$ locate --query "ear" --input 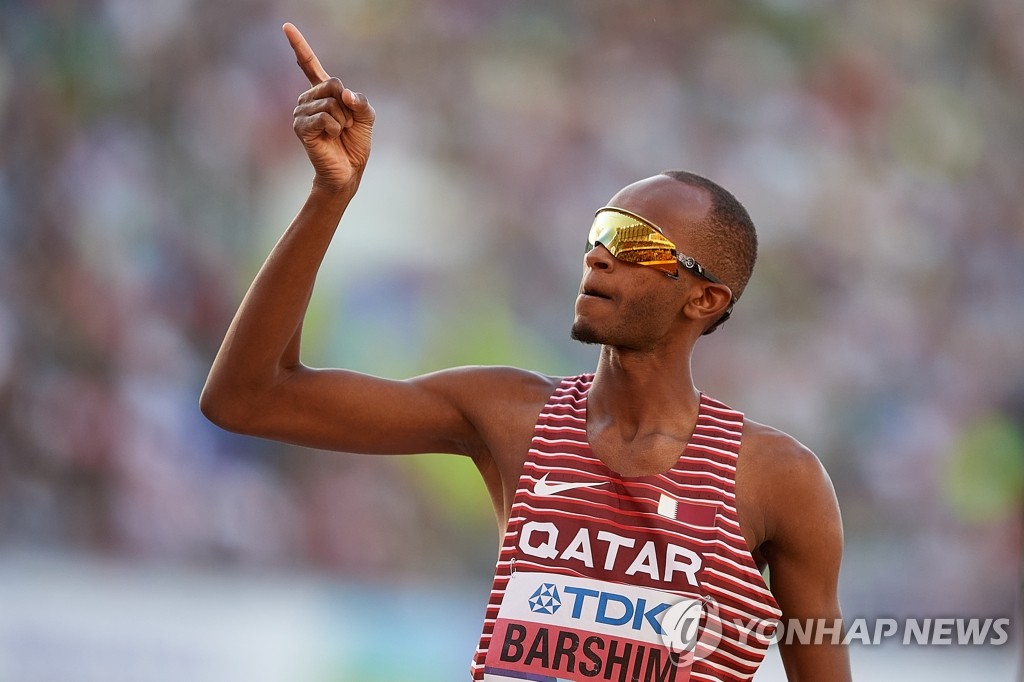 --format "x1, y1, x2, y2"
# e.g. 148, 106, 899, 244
683, 282, 733, 332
